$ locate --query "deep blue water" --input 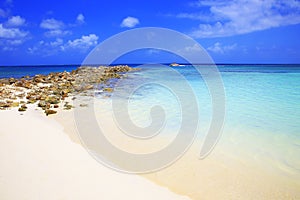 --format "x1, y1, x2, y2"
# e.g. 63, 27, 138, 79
0, 65, 80, 79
